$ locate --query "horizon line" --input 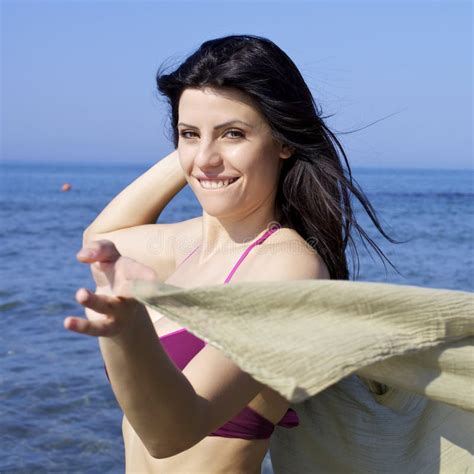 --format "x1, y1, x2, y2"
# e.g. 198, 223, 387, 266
1, 158, 473, 173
